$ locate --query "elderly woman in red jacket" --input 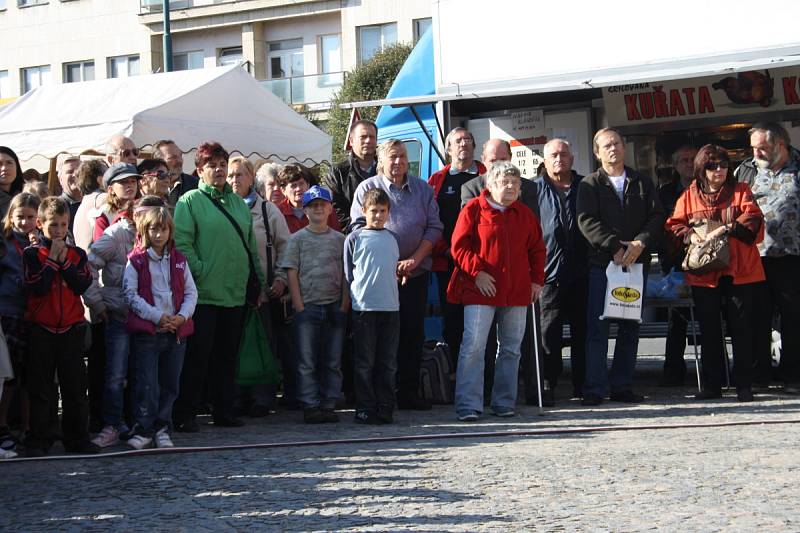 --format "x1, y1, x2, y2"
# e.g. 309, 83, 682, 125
448, 161, 546, 421
666, 144, 764, 402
